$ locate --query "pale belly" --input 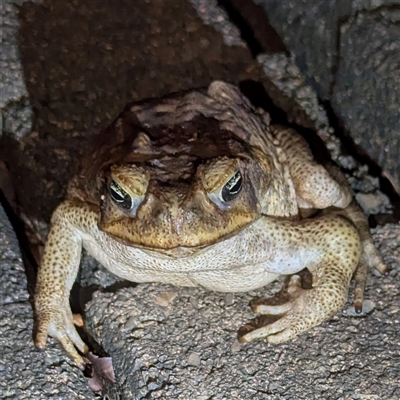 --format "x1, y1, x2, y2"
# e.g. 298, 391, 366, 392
81, 219, 315, 293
